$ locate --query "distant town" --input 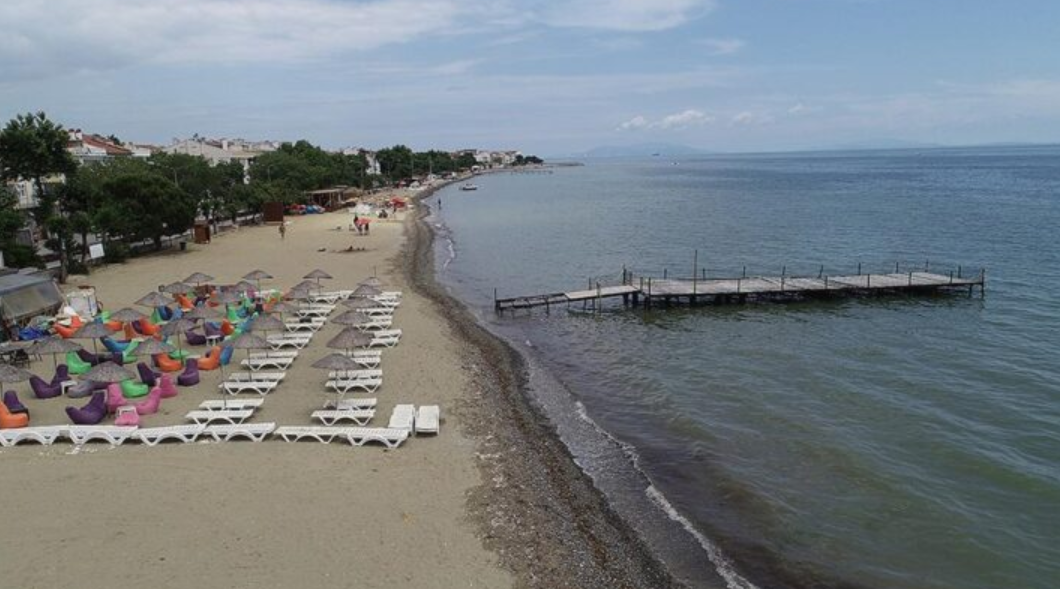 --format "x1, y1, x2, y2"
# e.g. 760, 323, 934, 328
0, 112, 543, 277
